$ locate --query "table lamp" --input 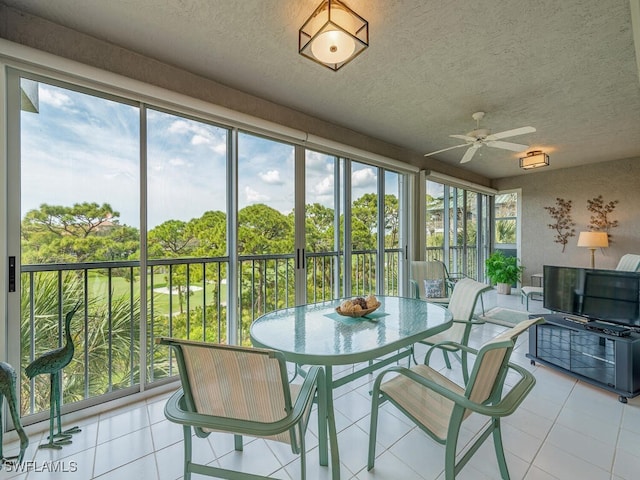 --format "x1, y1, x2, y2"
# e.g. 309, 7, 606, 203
577, 231, 609, 268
